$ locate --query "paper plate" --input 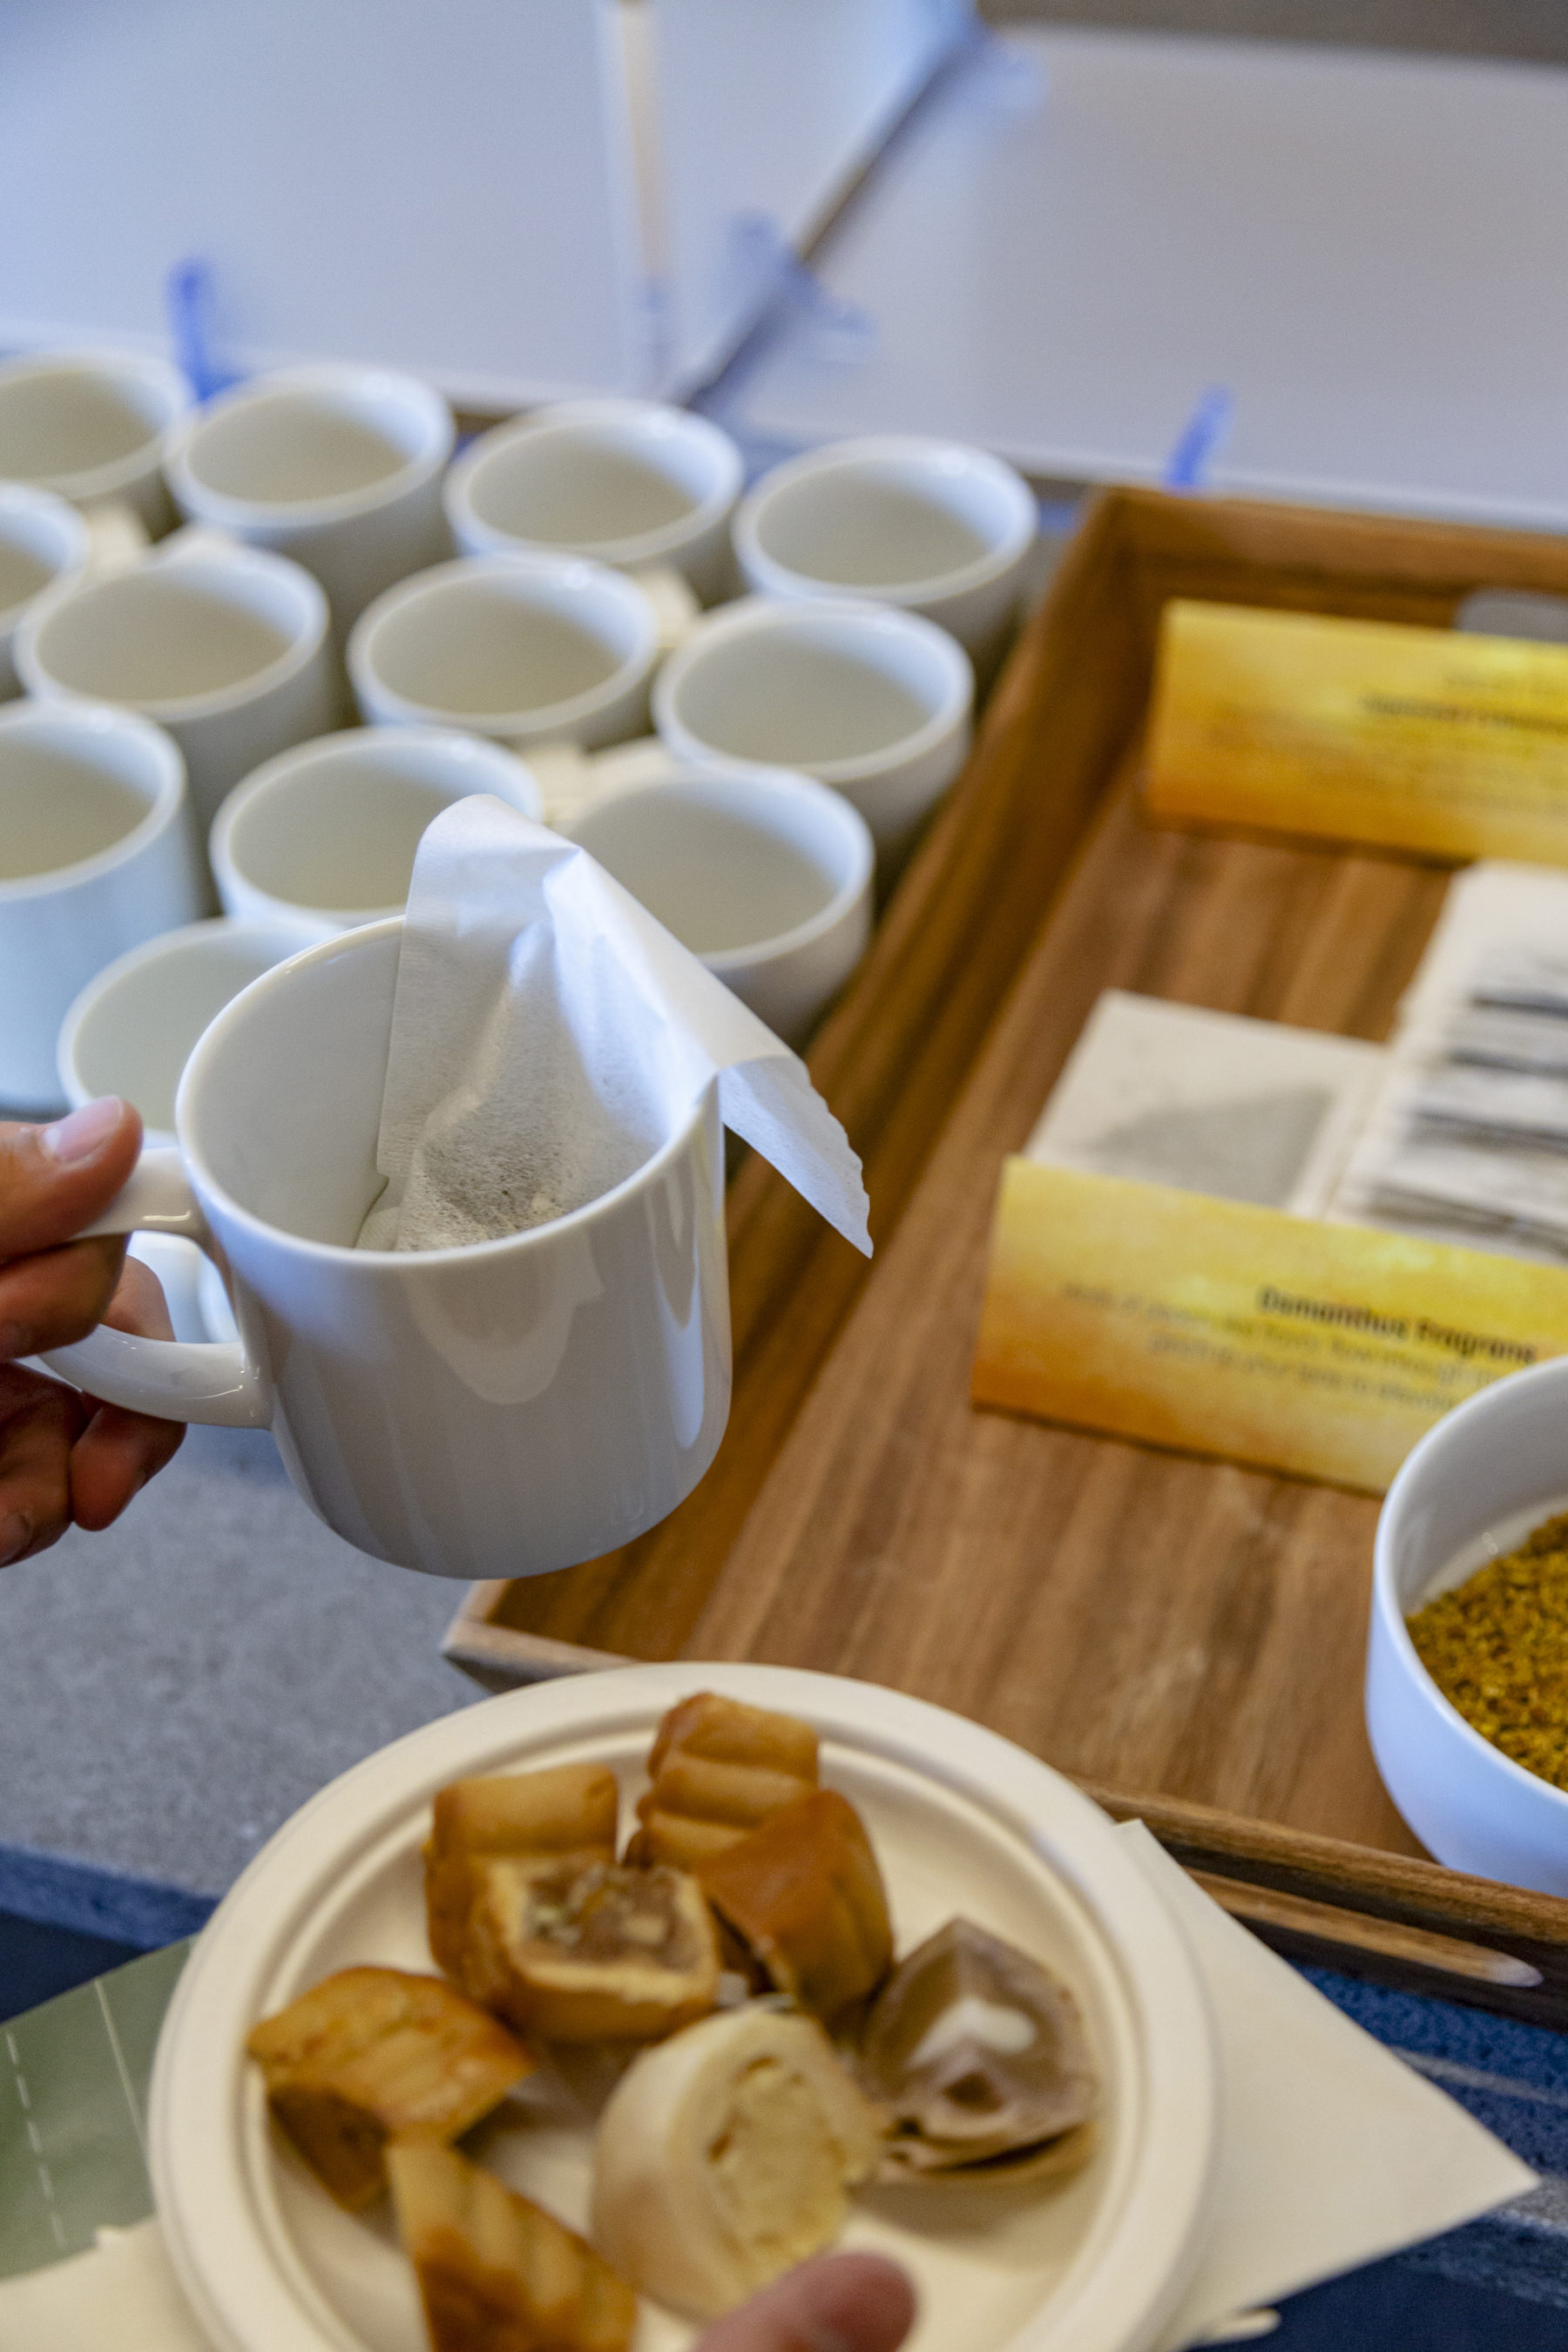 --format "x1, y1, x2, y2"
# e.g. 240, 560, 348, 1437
150, 1664, 1218, 2352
